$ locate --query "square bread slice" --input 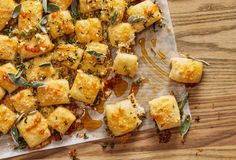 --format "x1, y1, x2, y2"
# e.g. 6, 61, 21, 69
0, 104, 17, 134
